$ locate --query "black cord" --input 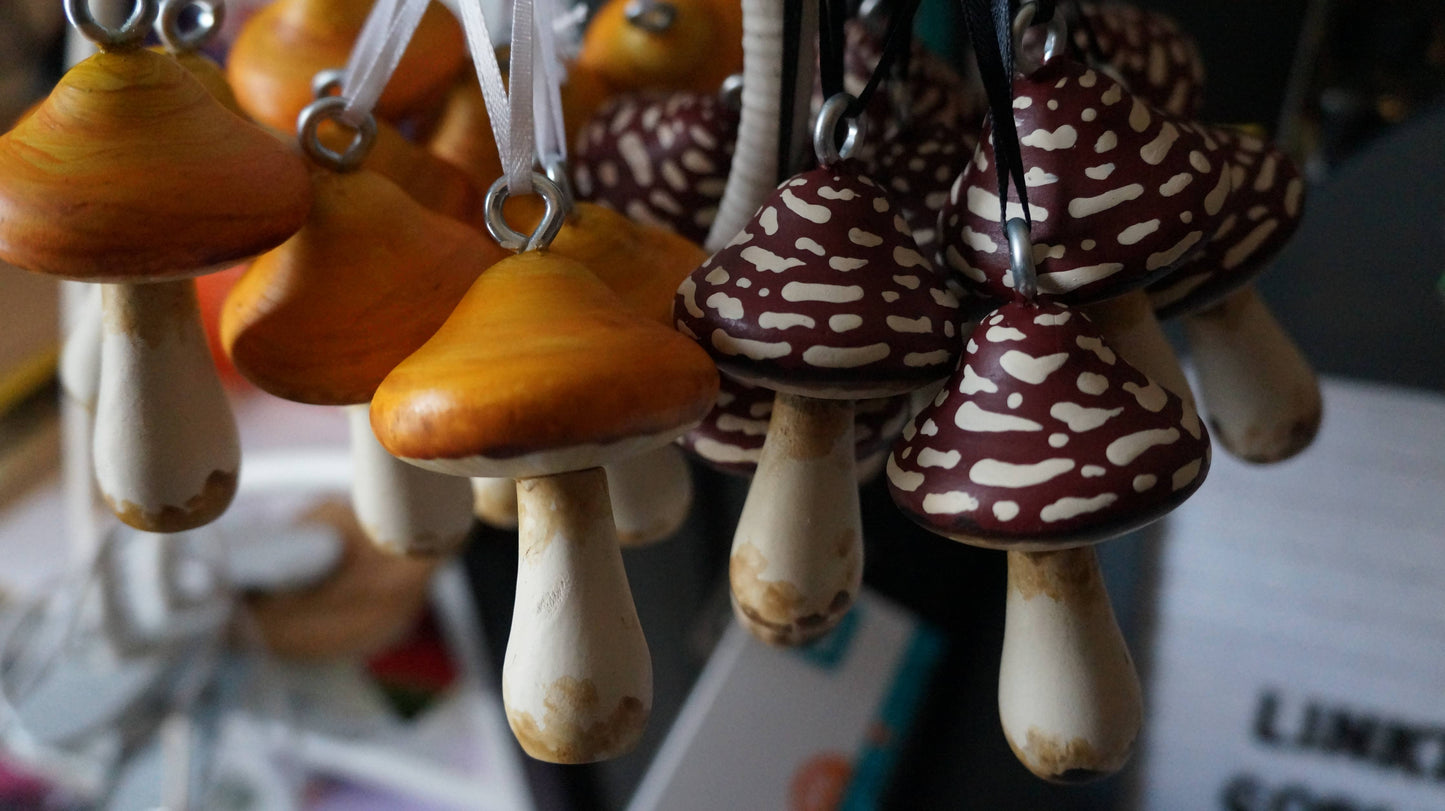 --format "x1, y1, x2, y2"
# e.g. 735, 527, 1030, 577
962, 0, 1032, 228
778, 0, 805, 182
